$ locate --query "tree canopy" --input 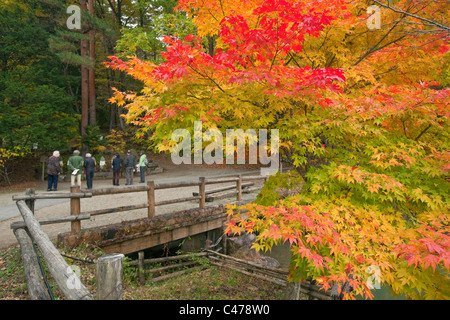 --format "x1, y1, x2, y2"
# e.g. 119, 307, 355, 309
107, 0, 450, 299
